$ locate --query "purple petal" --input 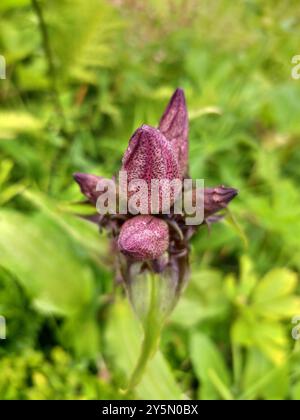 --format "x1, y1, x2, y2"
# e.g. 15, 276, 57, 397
187, 185, 238, 218
203, 186, 238, 217
158, 88, 189, 178
118, 215, 169, 261
73, 172, 104, 204
122, 125, 180, 212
